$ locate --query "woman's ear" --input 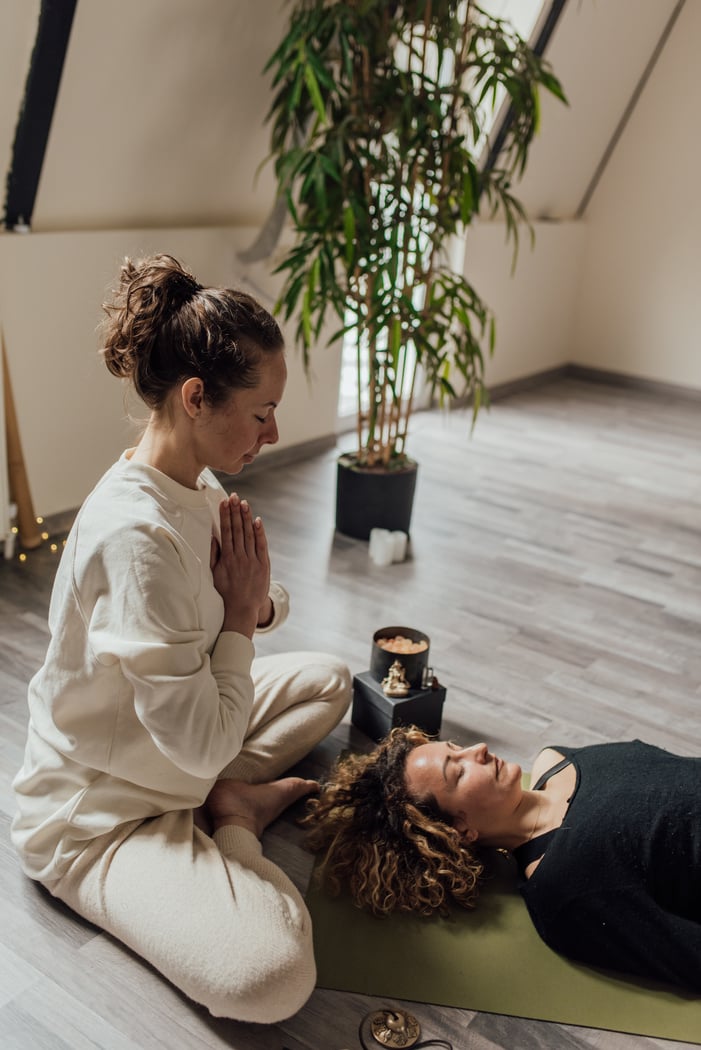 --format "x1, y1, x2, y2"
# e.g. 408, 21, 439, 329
454, 813, 478, 844
181, 377, 204, 419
